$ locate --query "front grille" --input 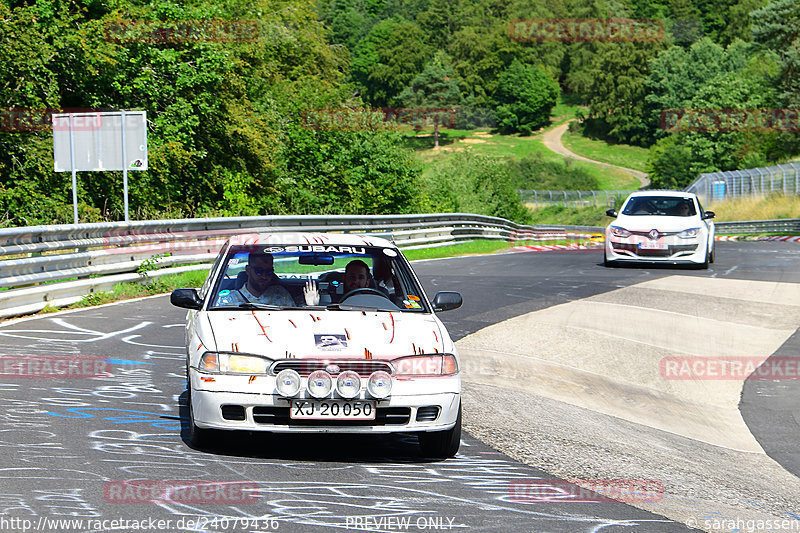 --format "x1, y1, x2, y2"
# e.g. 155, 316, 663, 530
416, 406, 440, 422
613, 243, 698, 258
270, 360, 393, 377
221, 405, 246, 421
252, 406, 411, 426
627, 230, 679, 237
